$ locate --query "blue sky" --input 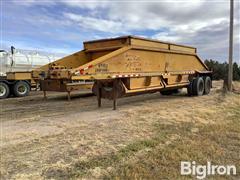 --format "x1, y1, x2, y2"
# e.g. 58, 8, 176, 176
1, 0, 240, 62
